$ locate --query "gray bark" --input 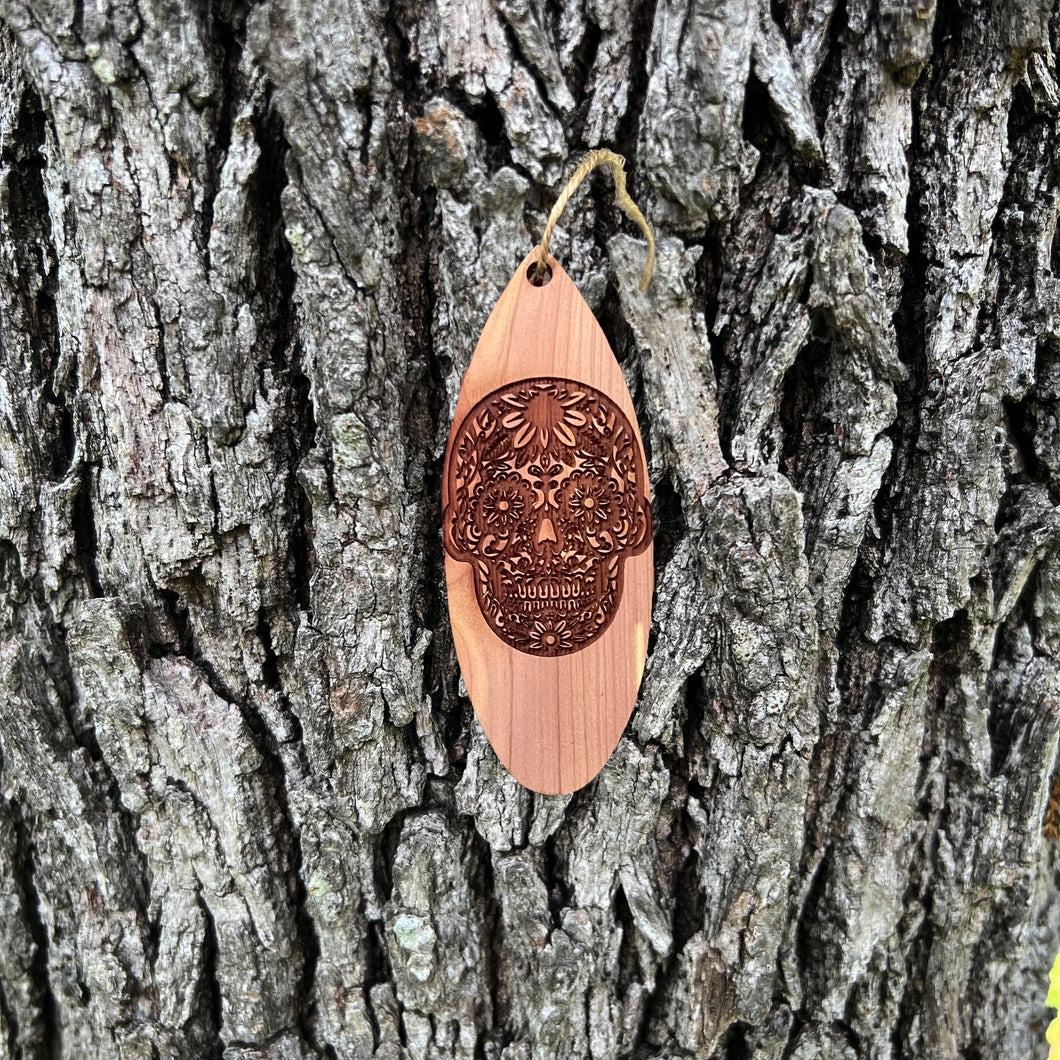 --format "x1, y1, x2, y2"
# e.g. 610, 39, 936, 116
0, 0, 1059, 1057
